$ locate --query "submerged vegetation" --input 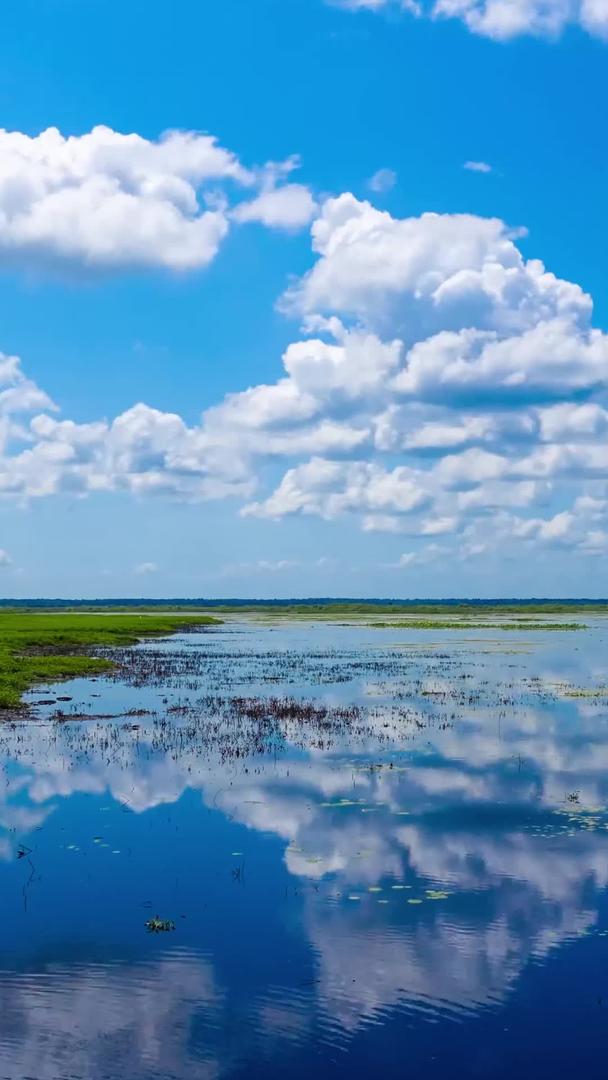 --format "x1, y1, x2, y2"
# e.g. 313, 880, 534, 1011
5, 619, 604, 790
145, 916, 176, 933
0, 602, 594, 713
22, 625, 586, 765
0, 612, 220, 710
